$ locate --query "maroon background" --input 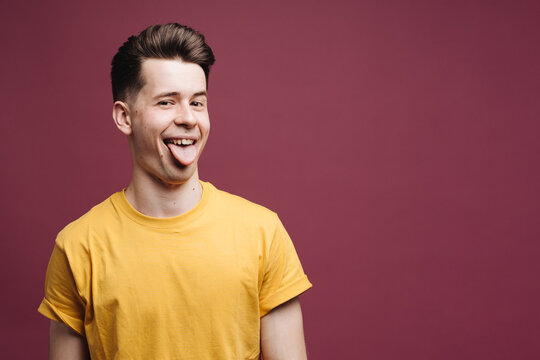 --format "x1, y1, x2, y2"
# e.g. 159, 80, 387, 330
1, 0, 539, 358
